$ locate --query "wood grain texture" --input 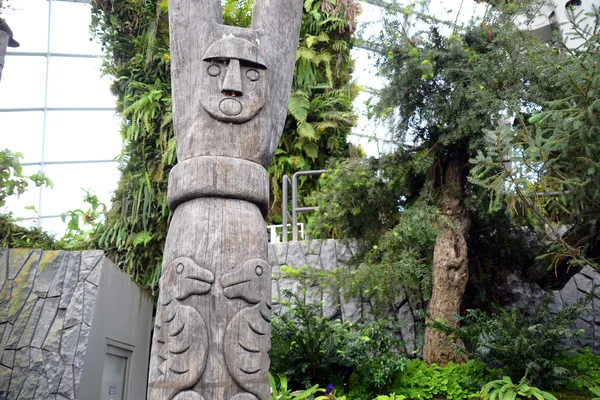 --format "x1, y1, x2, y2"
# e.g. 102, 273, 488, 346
167, 156, 270, 217
148, 2, 302, 398
168, 0, 303, 169
149, 199, 269, 400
